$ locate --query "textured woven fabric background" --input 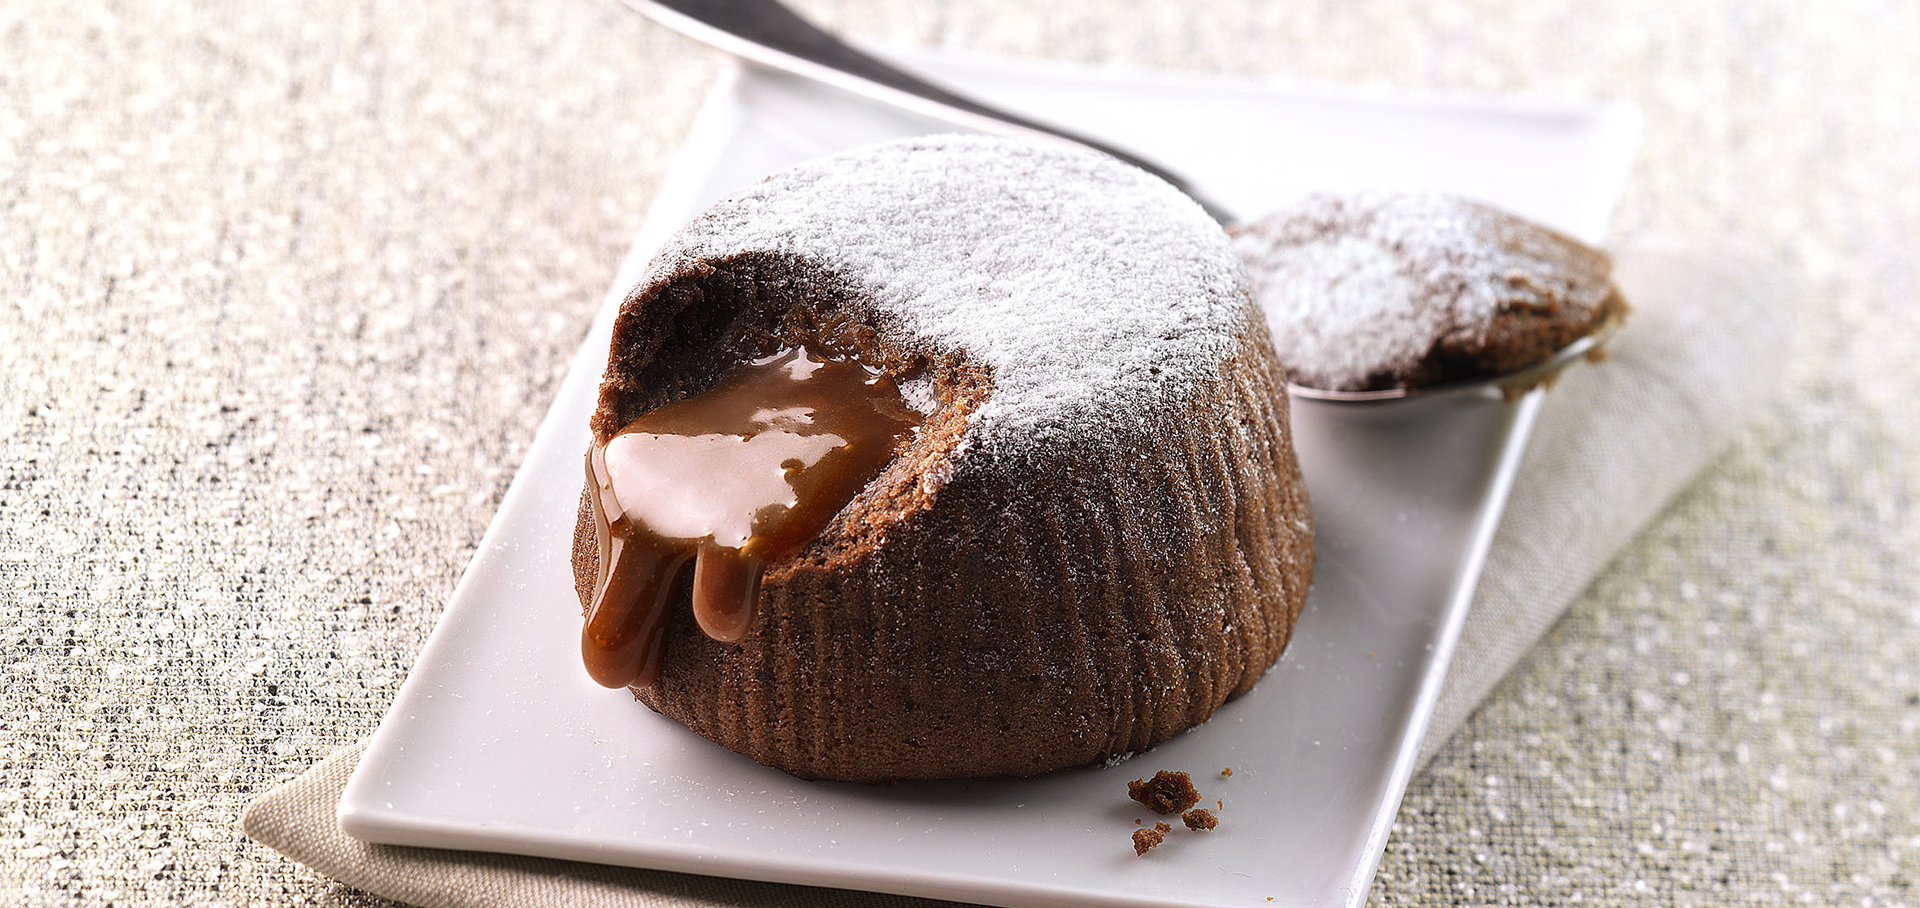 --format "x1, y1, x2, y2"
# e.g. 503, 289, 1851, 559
3, 1, 1915, 906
